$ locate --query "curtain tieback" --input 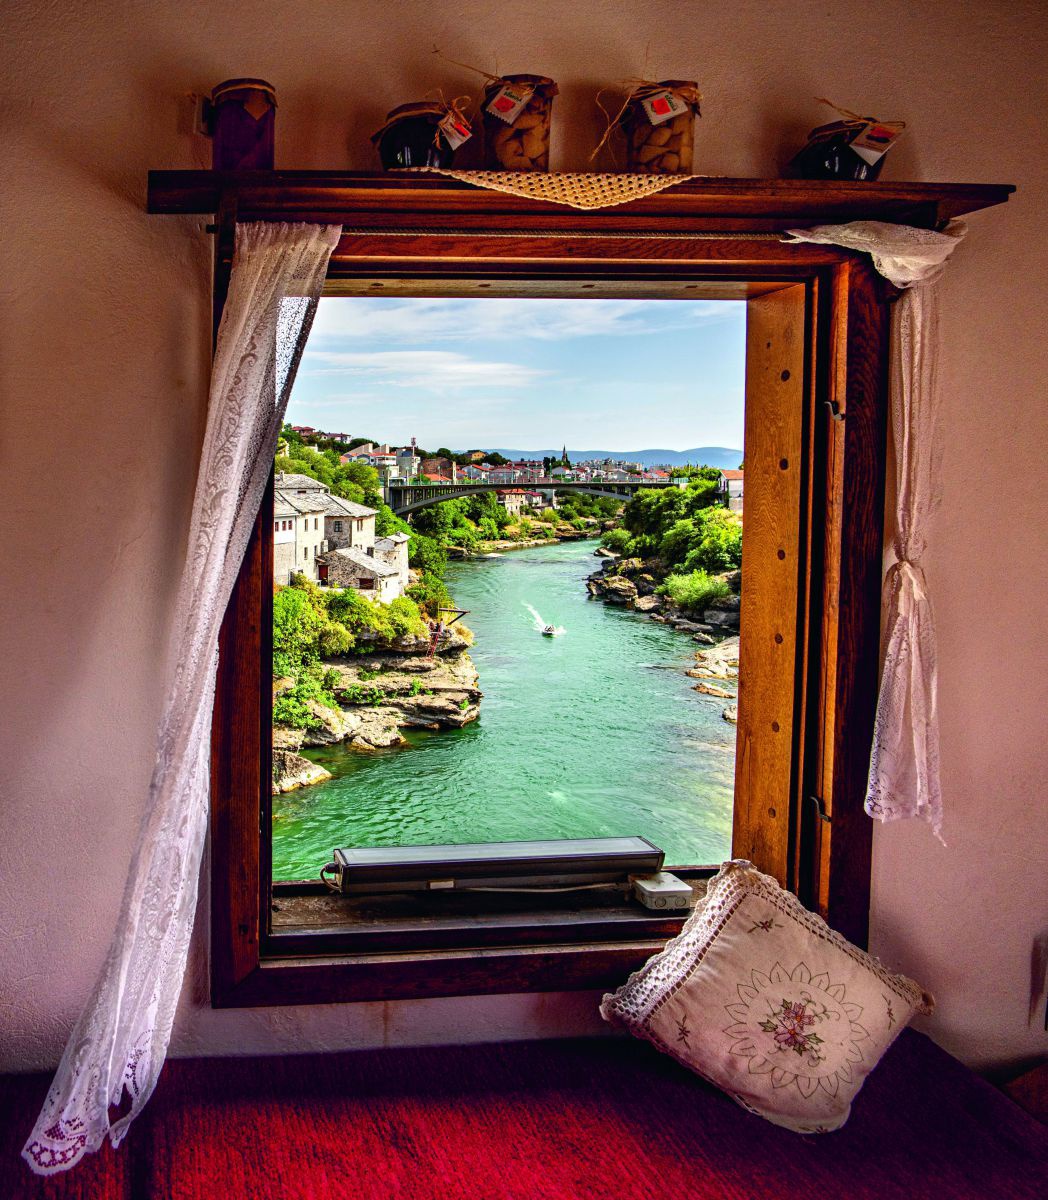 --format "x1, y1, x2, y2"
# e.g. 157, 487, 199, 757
886, 558, 928, 606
